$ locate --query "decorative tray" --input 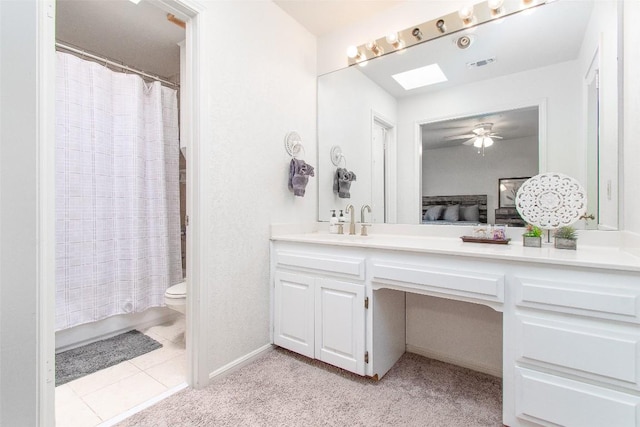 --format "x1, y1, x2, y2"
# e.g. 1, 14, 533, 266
460, 236, 511, 245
